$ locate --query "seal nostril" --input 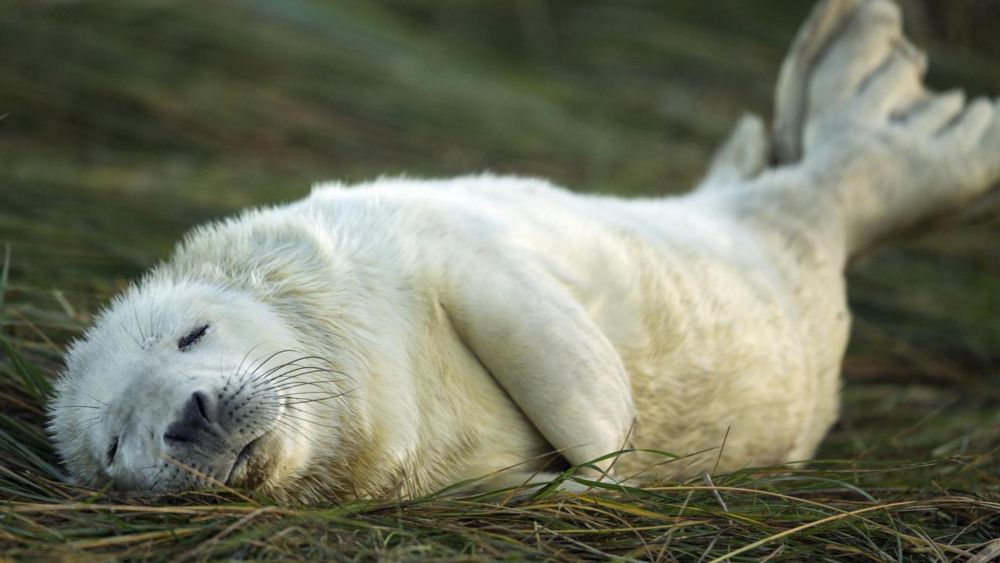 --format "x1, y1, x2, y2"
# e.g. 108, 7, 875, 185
163, 432, 192, 444
193, 391, 211, 423
164, 391, 217, 446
